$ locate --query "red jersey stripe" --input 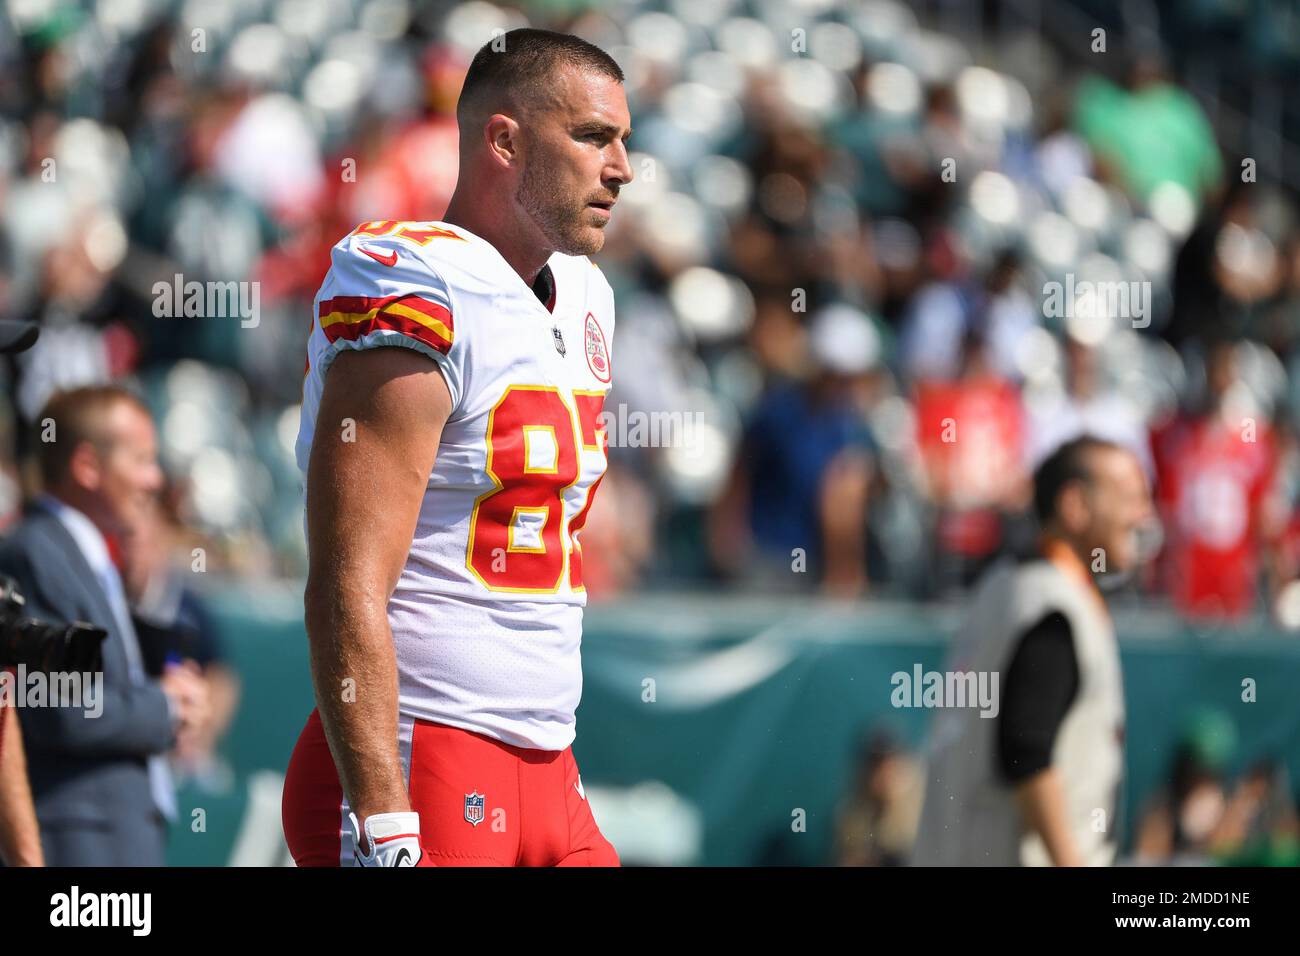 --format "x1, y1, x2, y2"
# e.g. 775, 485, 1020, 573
321, 308, 453, 354
320, 294, 453, 354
